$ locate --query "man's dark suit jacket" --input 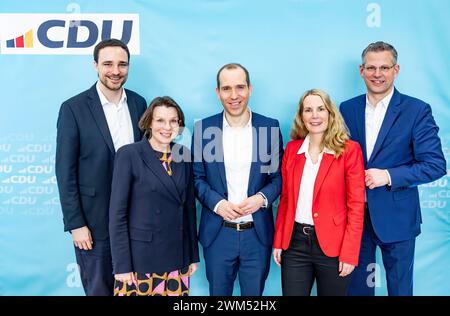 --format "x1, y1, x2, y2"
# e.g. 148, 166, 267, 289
55, 83, 147, 240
